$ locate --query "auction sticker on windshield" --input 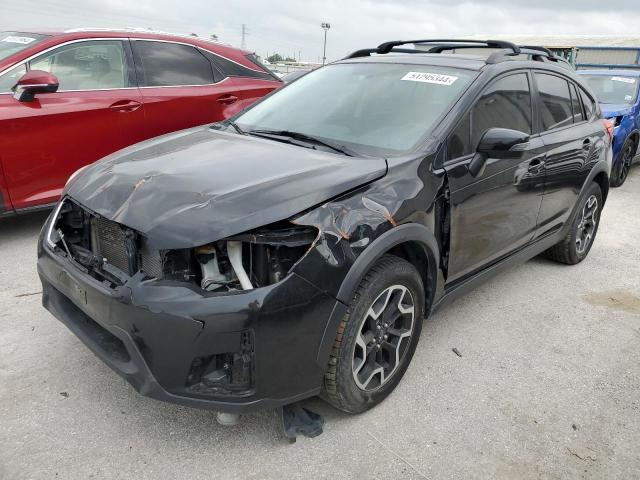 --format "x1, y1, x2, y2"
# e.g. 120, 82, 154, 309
611, 77, 636, 84
402, 72, 458, 85
1, 36, 36, 44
